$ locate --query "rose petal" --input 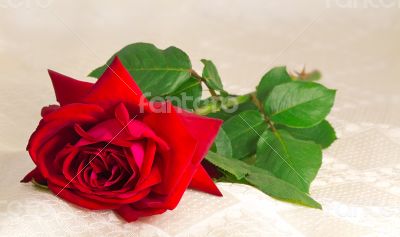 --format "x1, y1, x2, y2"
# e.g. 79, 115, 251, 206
189, 165, 222, 196
138, 140, 157, 178
179, 110, 223, 196
61, 147, 81, 182
74, 119, 126, 147
130, 142, 144, 169
83, 57, 148, 111
34, 128, 76, 187
178, 110, 223, 164
74, 118, 168, 151
79, 187, 151, 205
114, 103, 131, 126
48, 70, 94, 106
104, 166, 125, 187
136, 108, 222, 209
20, 167, 47, 185
41, 105, 60, 117
143, 102, 197, 195
134, 164, 161, 192
115, 205, 166, 222
48, 182, 119, 210
28, 103, 104, 163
